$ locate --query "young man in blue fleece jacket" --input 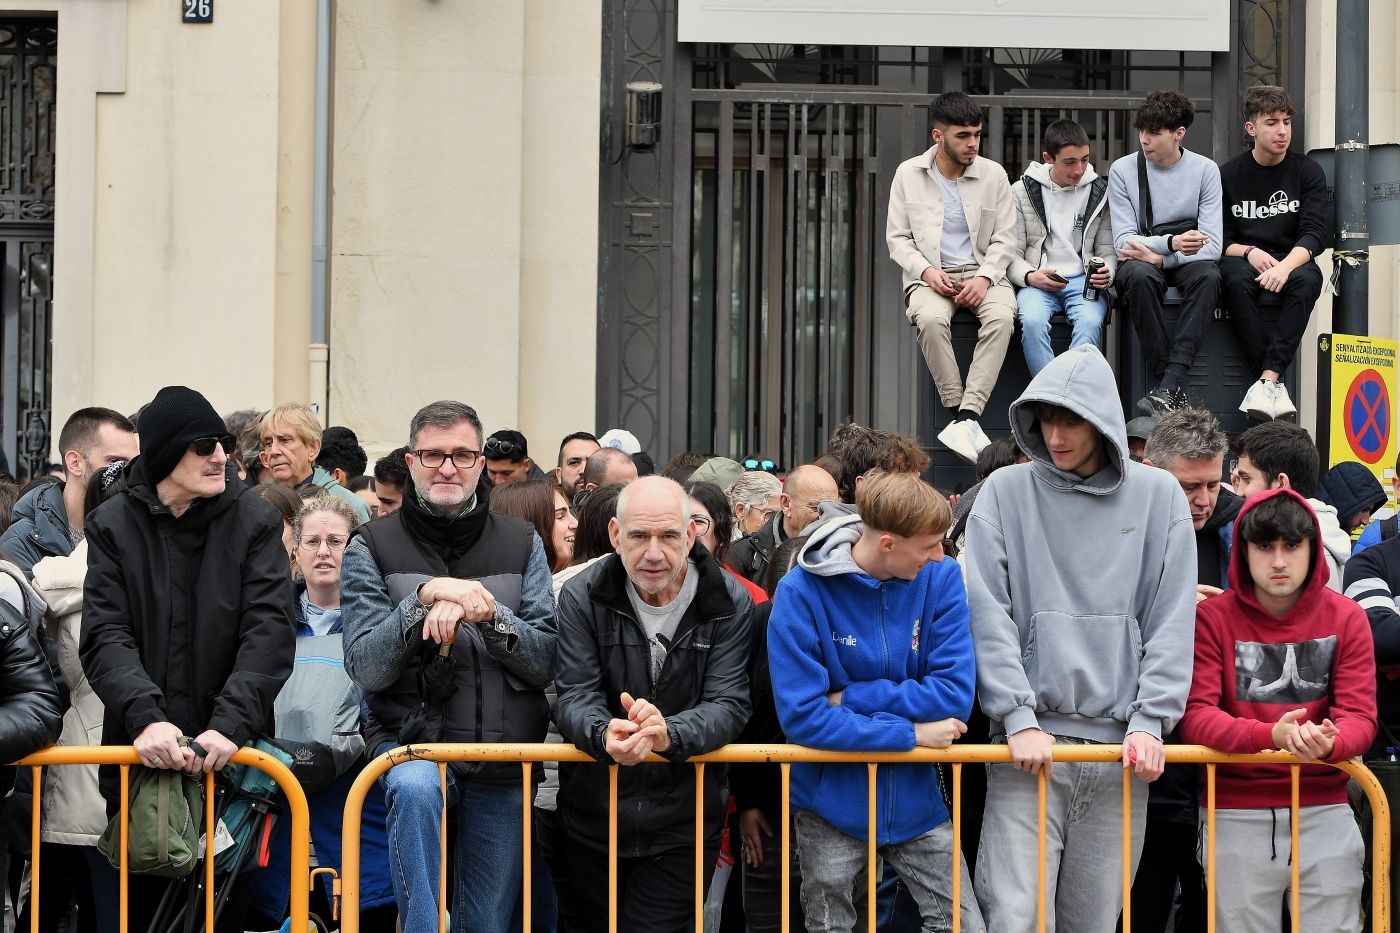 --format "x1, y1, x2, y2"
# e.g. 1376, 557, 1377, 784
964, 344, 1196, 933
768, 470, 983, 932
